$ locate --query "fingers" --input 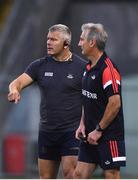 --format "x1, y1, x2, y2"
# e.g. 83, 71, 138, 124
76, 129, 84, 140
8, 91, 20, 104
81, 130, 86, 138
87, 137, 98, 145
75, 130, 81, 140
76, 126, 86, 140
87, 132, 98, 145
